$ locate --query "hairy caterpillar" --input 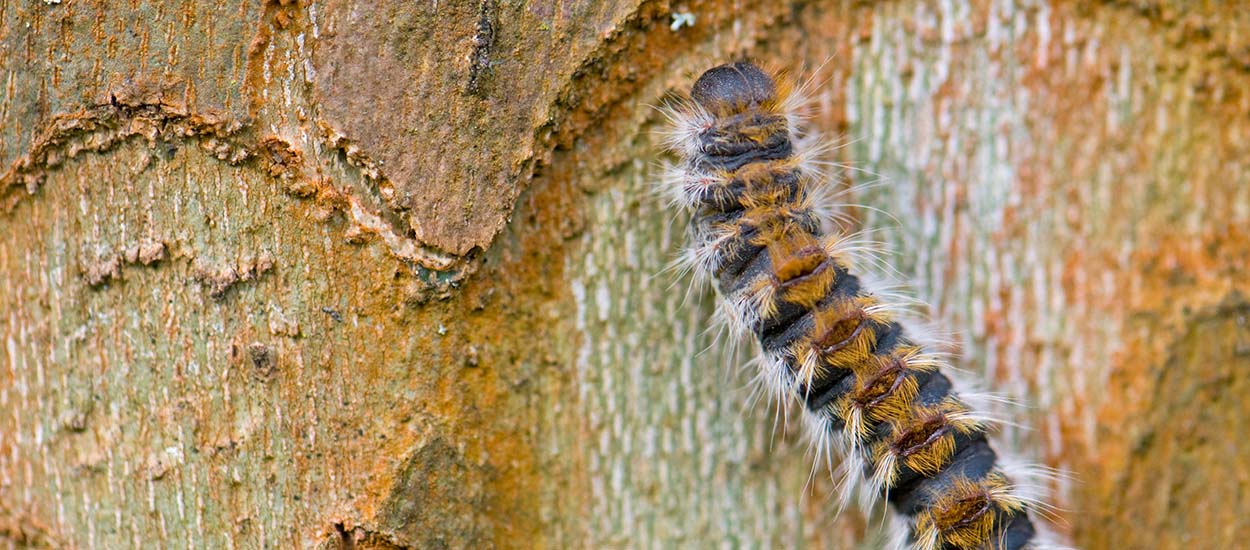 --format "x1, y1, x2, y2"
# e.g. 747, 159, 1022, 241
658, 62, 1066, 549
